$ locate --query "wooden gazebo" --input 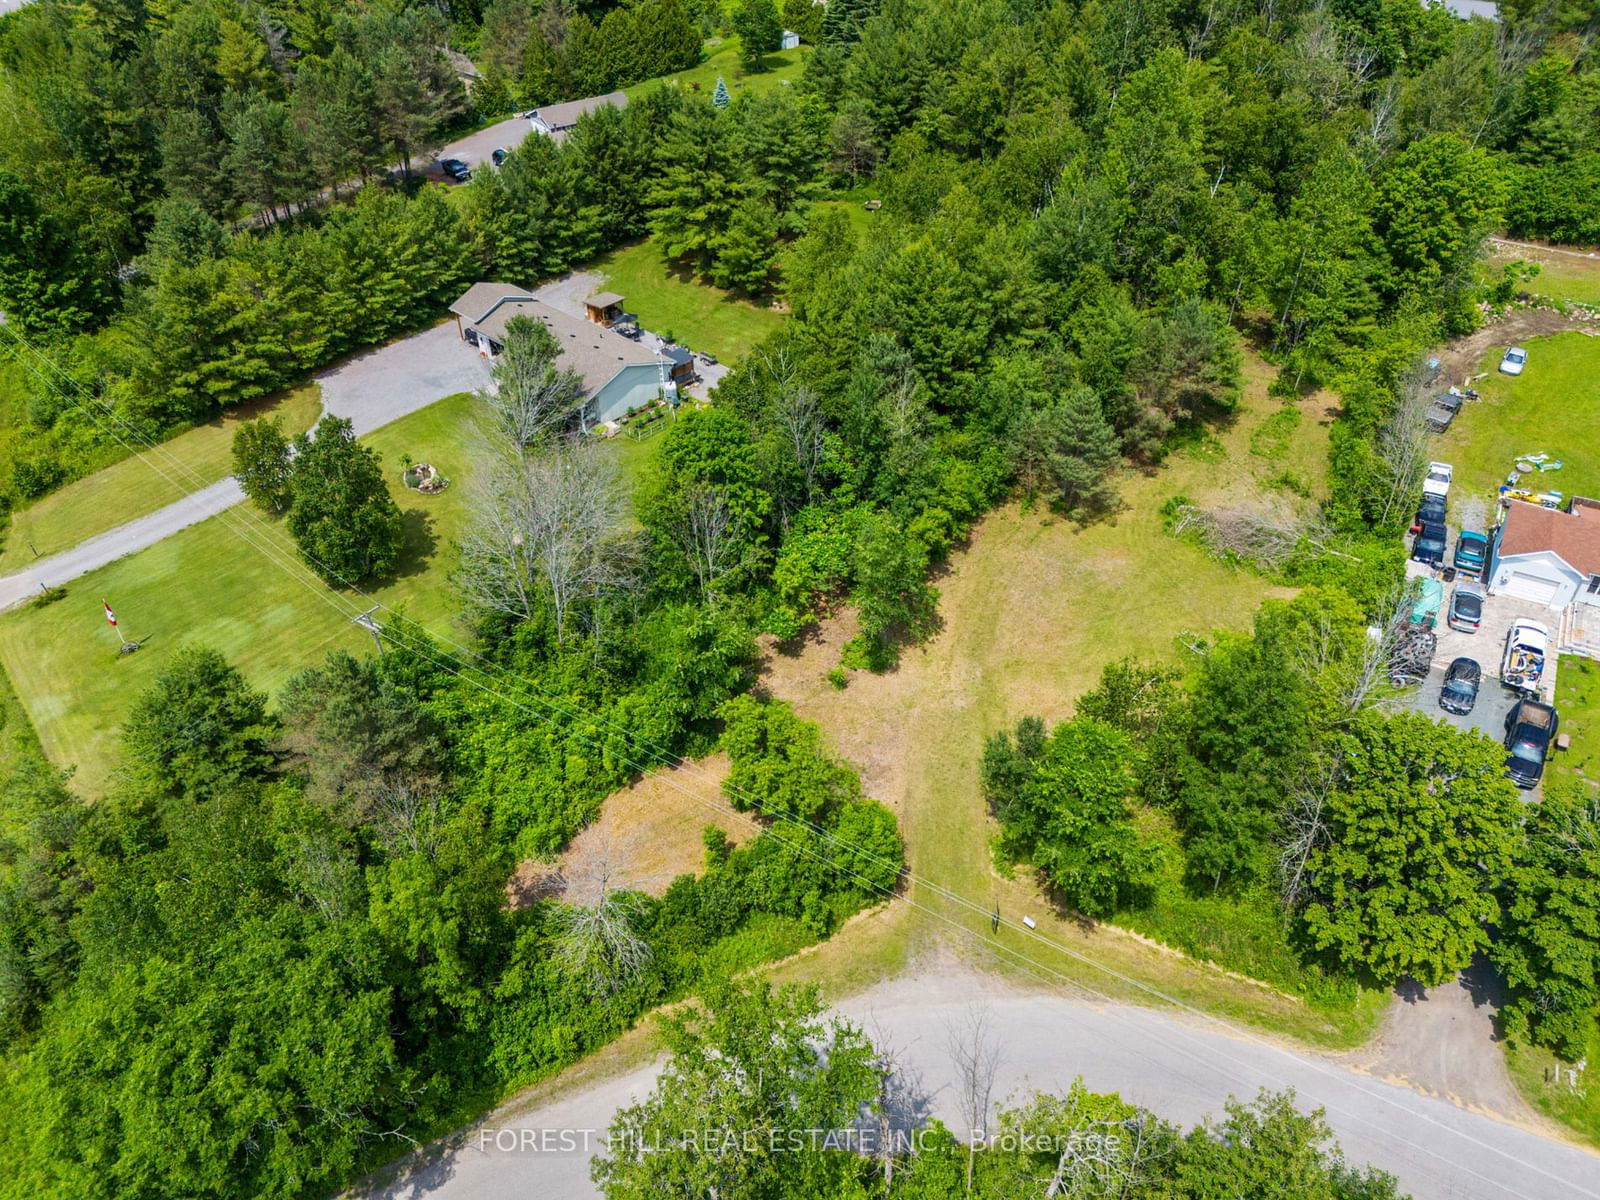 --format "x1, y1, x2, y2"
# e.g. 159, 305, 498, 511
584, 292, 625, 325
